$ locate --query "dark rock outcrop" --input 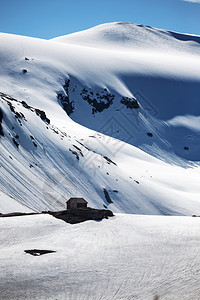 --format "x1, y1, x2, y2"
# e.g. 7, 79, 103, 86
80, 88, 114, 114
69, 148, 79, 160
103, 156, 117, 166
0, 93, 50, 124
35, 109, 50, 124
49, 207, 114, 224
57, 79, 75, 116
12, 138, 19, 148
0, 108, 4, 136
103, 188, 113, 203
147, 132, 153, 137
120, 96, 139, 109
0, 208, 114, 225
0, 212, 37, 217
